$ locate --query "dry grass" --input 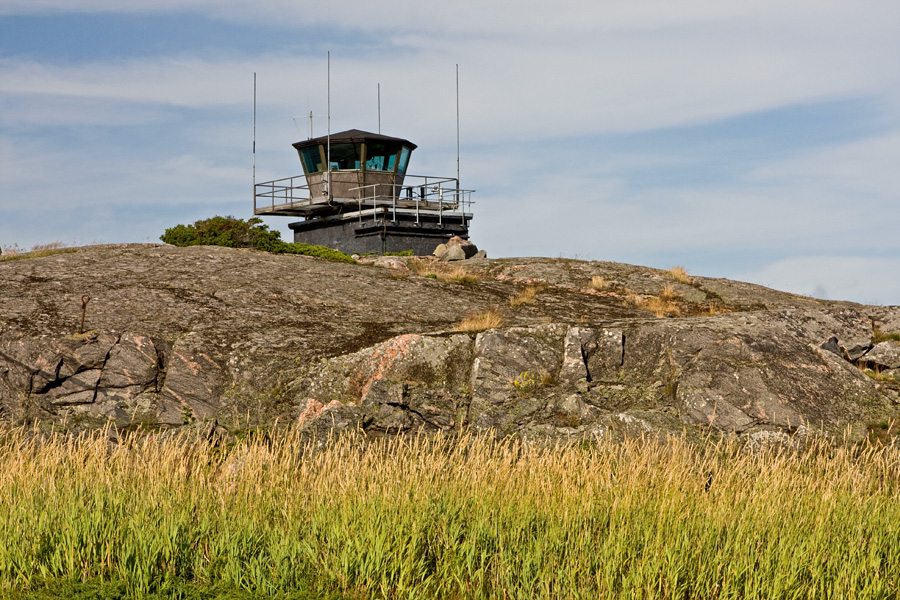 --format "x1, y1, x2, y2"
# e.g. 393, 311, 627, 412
873, 327, 900, 344
439, 267, 480, 284
5, 427, 900, 598
407, 257, 434, 276
625, 286, 681, 318
646, 295, 682, 318
707, 302, 732, 316
1, 241, 74, 262
858, 364, 898, 382
455, 309, 505, 332
669, 265, 693, 284
408, 259, 480, 284
589, 275, 609, 291
509, 284, 544, 307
